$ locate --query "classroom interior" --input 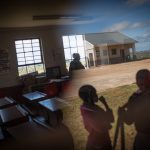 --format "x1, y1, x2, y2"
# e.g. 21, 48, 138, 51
0, 1, 93, 149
